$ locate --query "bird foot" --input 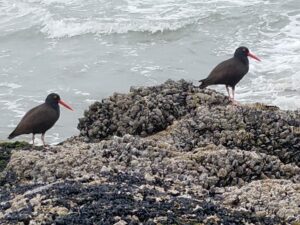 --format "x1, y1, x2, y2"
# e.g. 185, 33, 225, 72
229, 98, 240, 106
